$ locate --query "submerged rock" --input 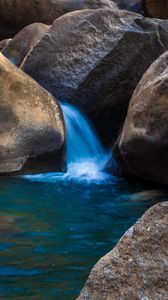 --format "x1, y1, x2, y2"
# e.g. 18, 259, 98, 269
0, 0, 117, 39
143, 0, 168, 19
2, 23, 49, 67
0, 53, 65, 175
22, 8, 168, 145
78, 201, 168, 300
115, 51, 168, 184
